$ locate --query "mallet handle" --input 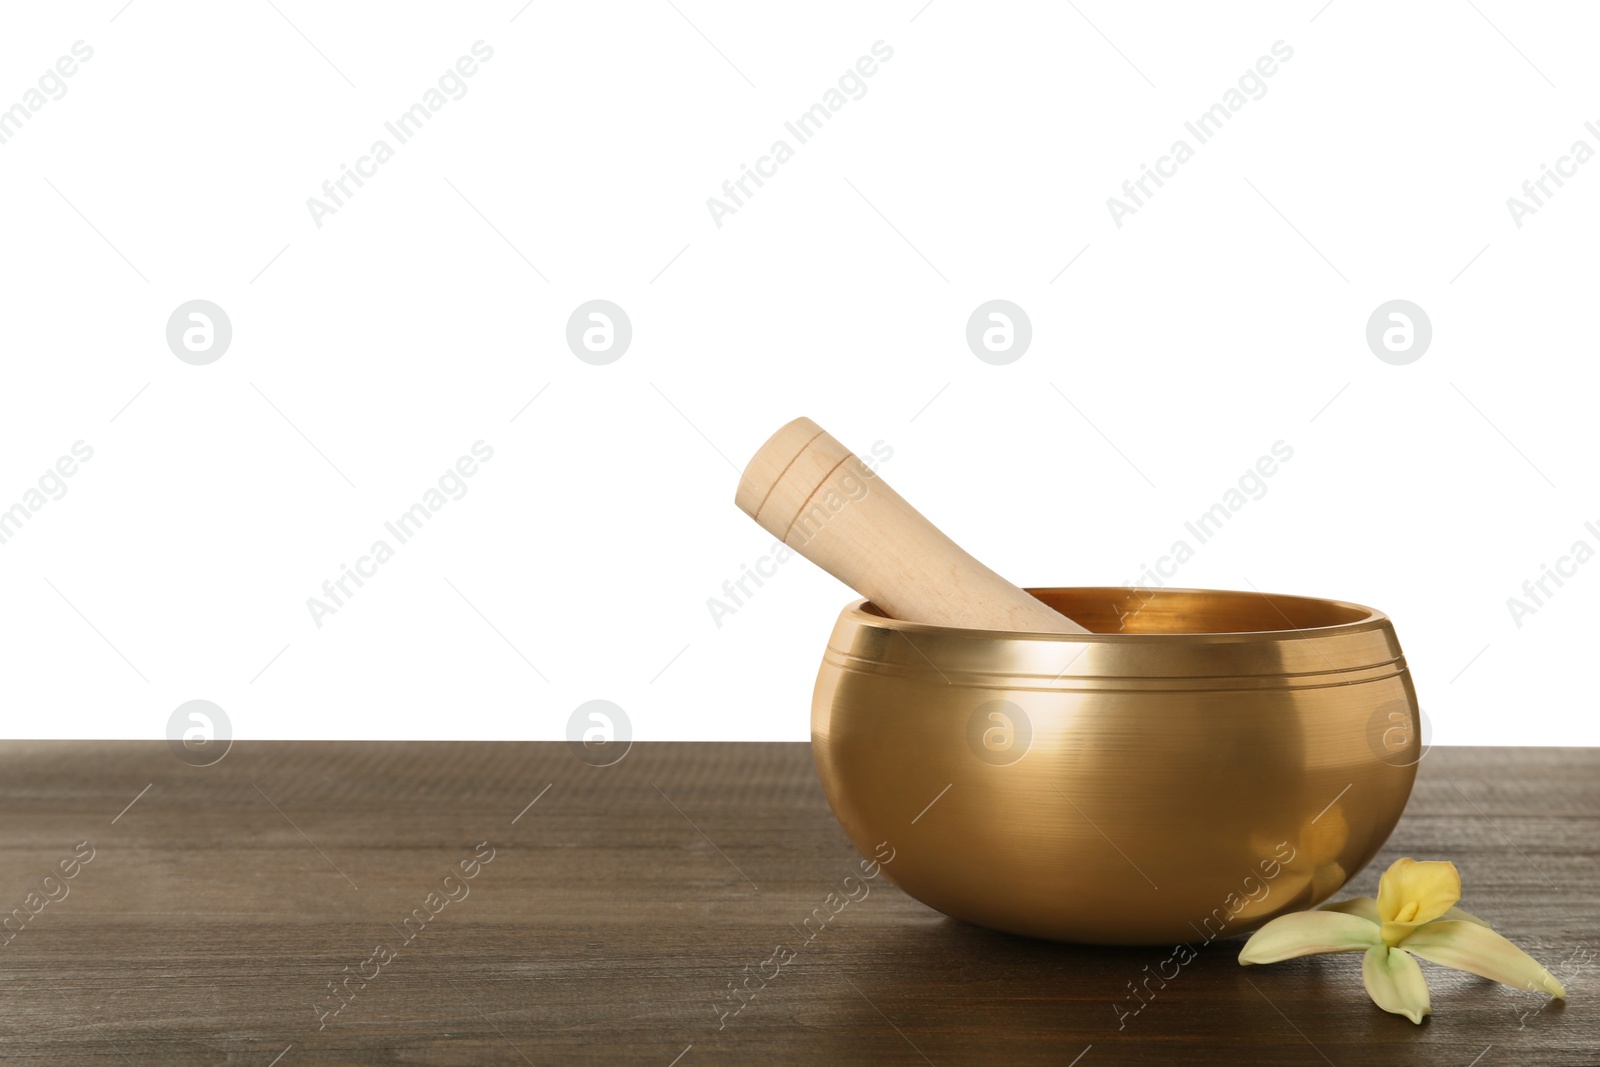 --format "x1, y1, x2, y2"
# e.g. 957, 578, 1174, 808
734, 418, 1089, 634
